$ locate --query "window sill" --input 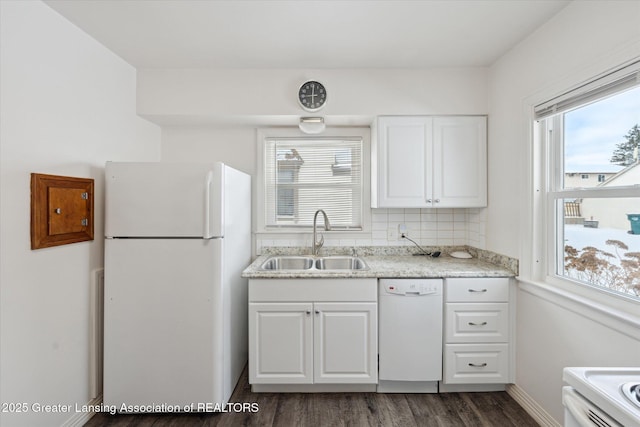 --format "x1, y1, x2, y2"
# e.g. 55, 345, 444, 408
517, 277, 640, 341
